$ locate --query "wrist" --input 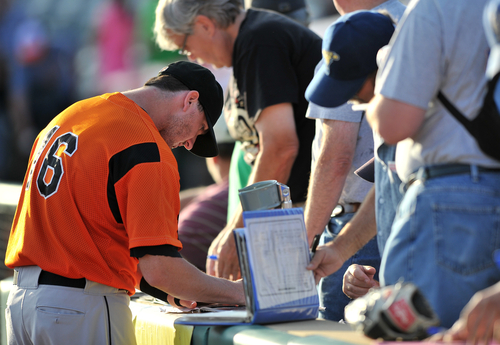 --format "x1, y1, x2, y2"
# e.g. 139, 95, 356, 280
329, 233, 354, 263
